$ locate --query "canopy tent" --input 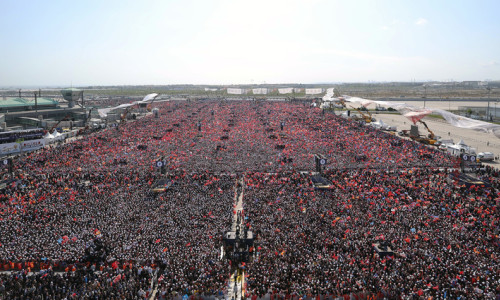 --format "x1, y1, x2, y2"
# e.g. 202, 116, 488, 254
370, 119, 397, 131
371, 119, 386, 127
